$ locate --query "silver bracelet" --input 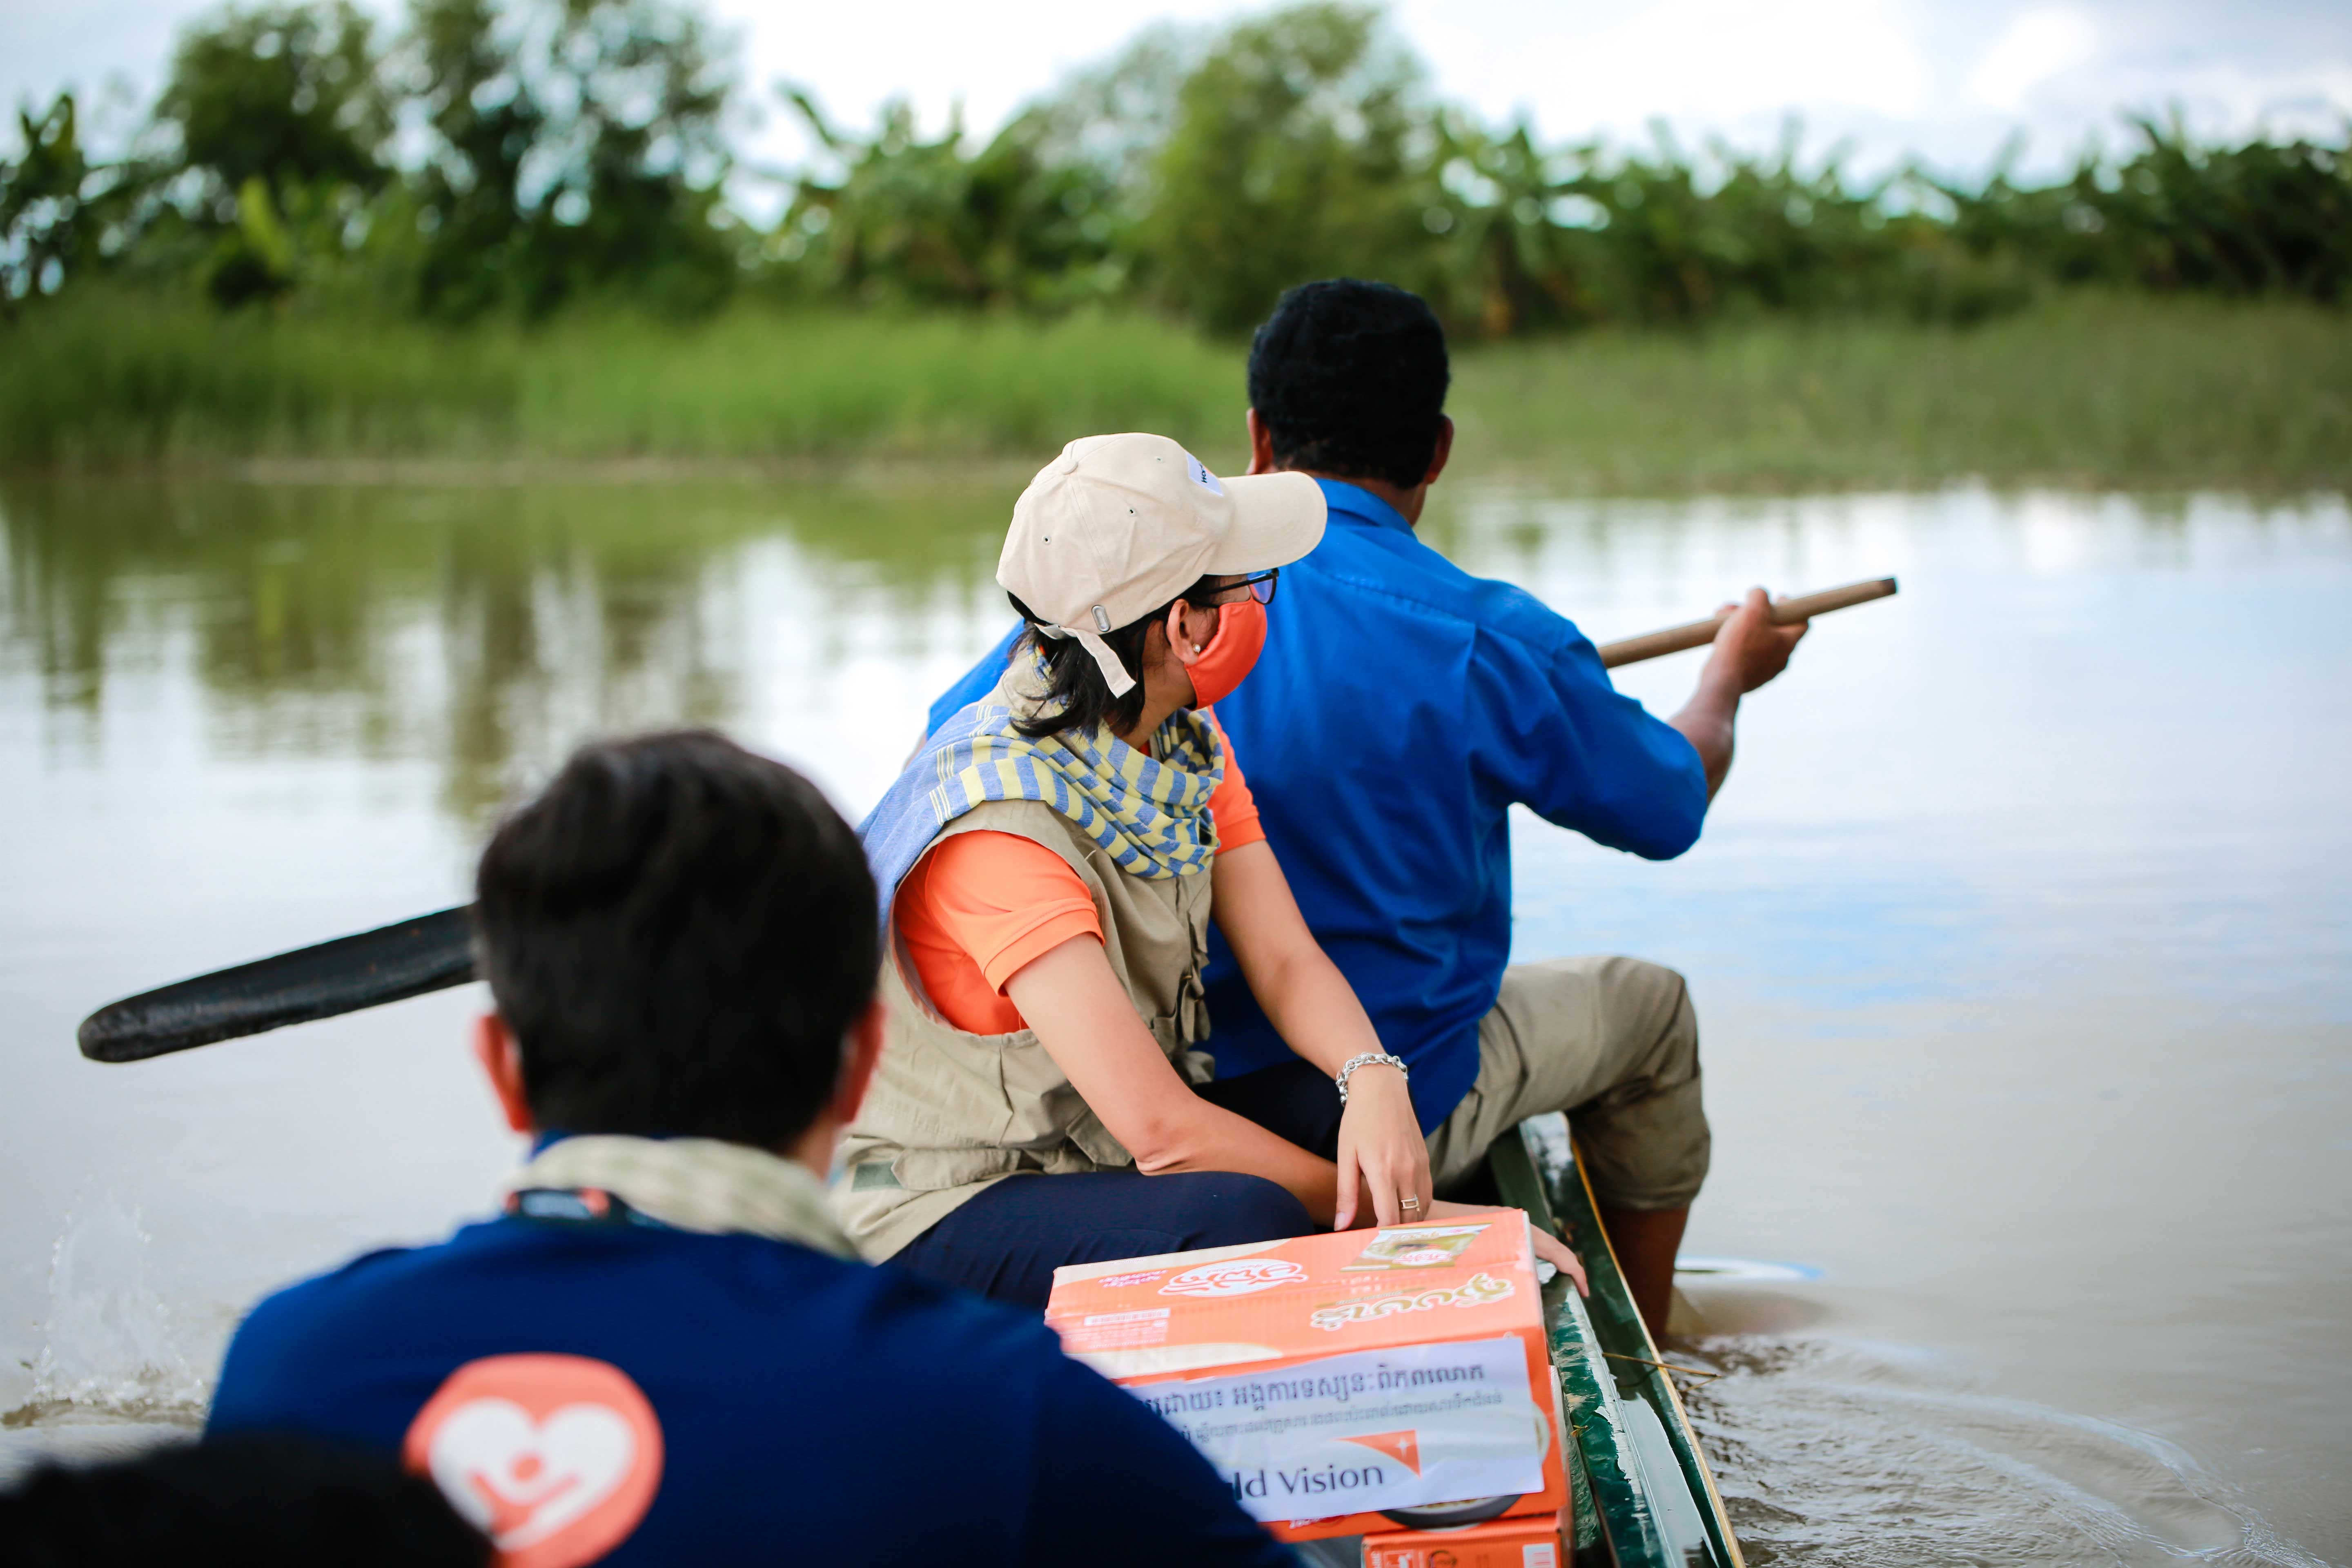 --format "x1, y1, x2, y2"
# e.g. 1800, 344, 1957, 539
1334, 1051, 1409, 1104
